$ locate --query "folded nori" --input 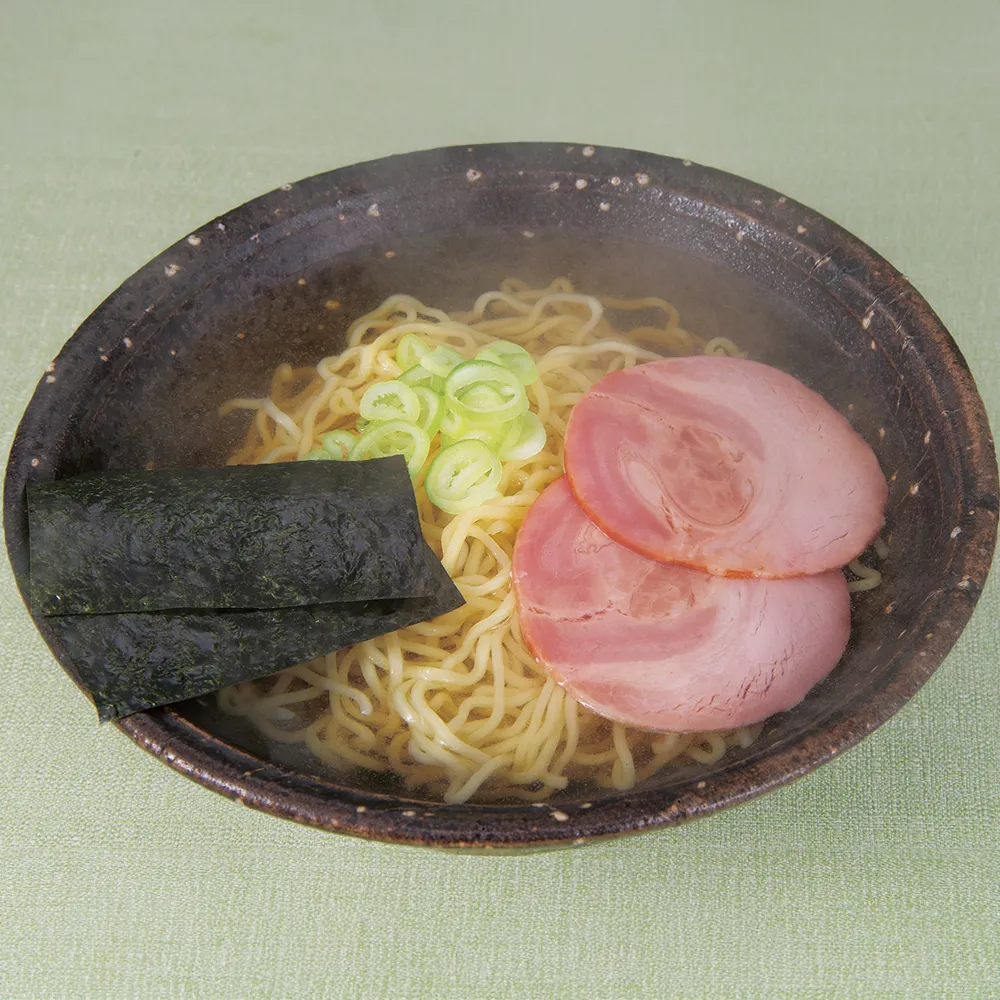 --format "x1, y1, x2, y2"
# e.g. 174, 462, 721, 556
26, 456, 466, 721
49, 587, 462, 723
27, 457, 439, 615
